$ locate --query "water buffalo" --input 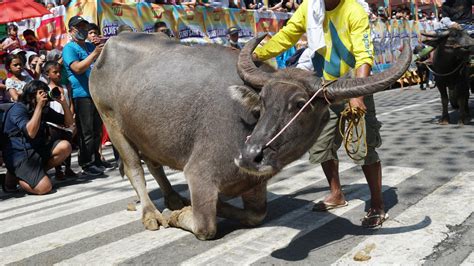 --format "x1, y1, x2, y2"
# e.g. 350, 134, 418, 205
422, 28, 474, 125
90, 33, 411, 240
